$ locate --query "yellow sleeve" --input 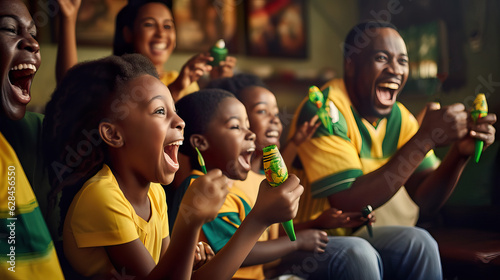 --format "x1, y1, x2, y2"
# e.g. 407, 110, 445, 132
298, 134, 363, 198
70, 182, 138, 248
